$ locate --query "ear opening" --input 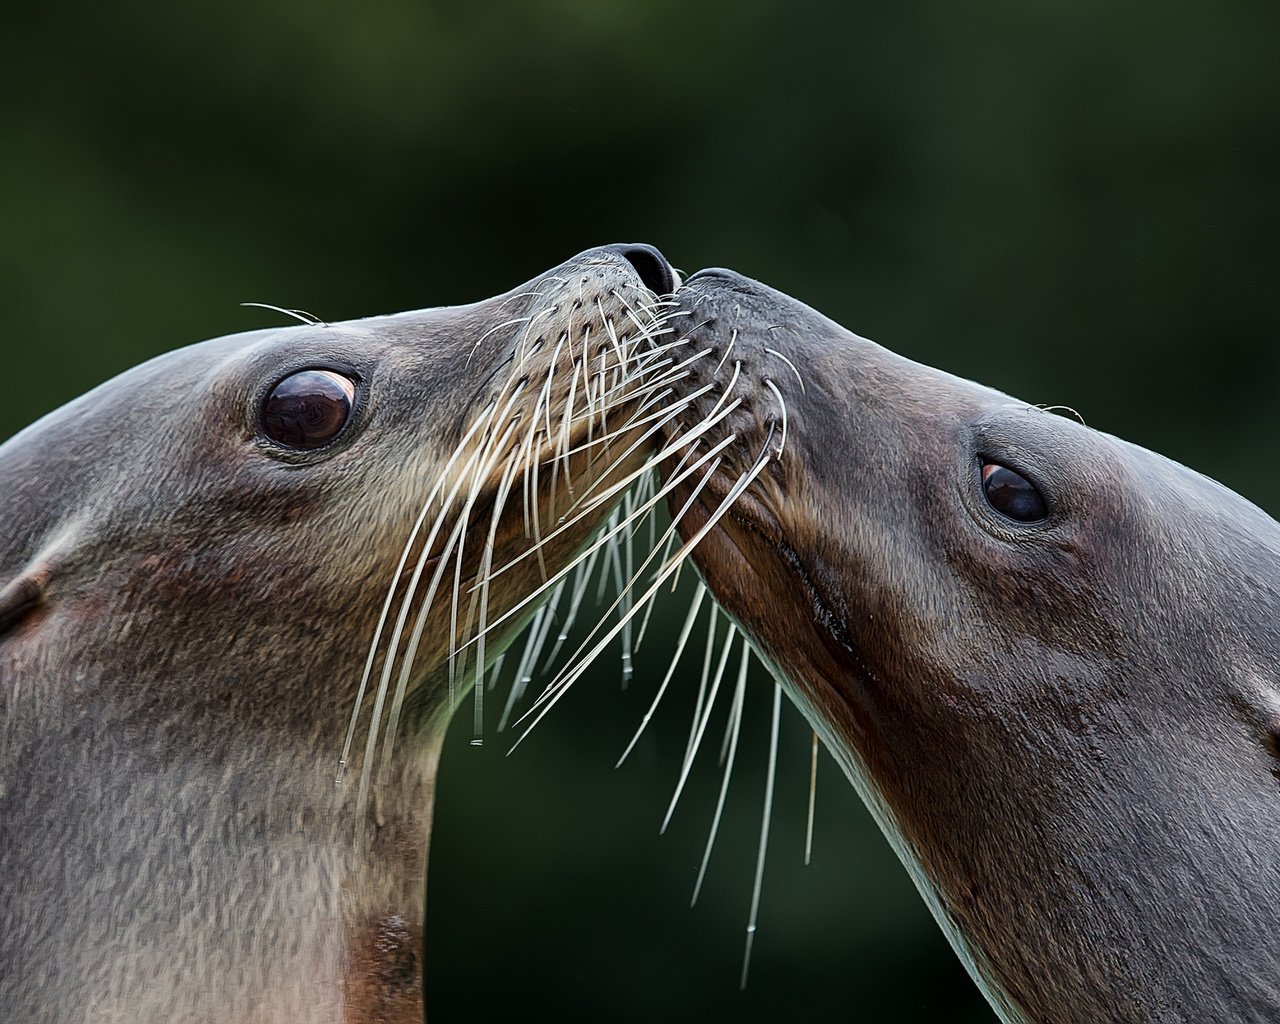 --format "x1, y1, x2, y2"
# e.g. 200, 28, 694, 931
0, 575, 43, 639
